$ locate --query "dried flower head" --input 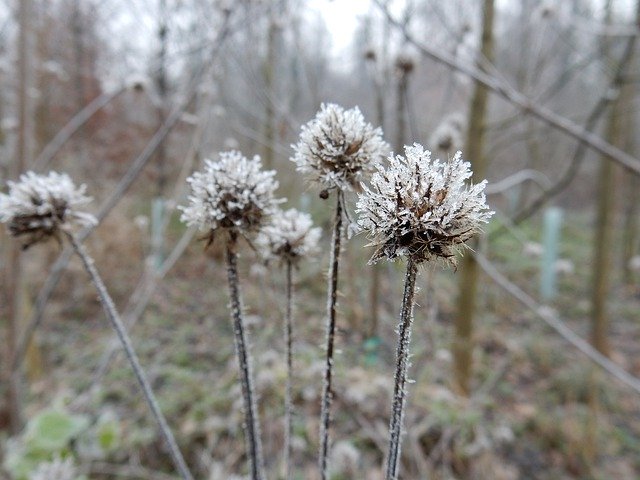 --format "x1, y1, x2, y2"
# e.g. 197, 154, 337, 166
30, 456, 77, 480
180, 151, 281, 242
291, 103, 389, 193
429, 113, 465, 155
0, 171, 97, 249
256, 208, 321, 264
356, 144, 494, 265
